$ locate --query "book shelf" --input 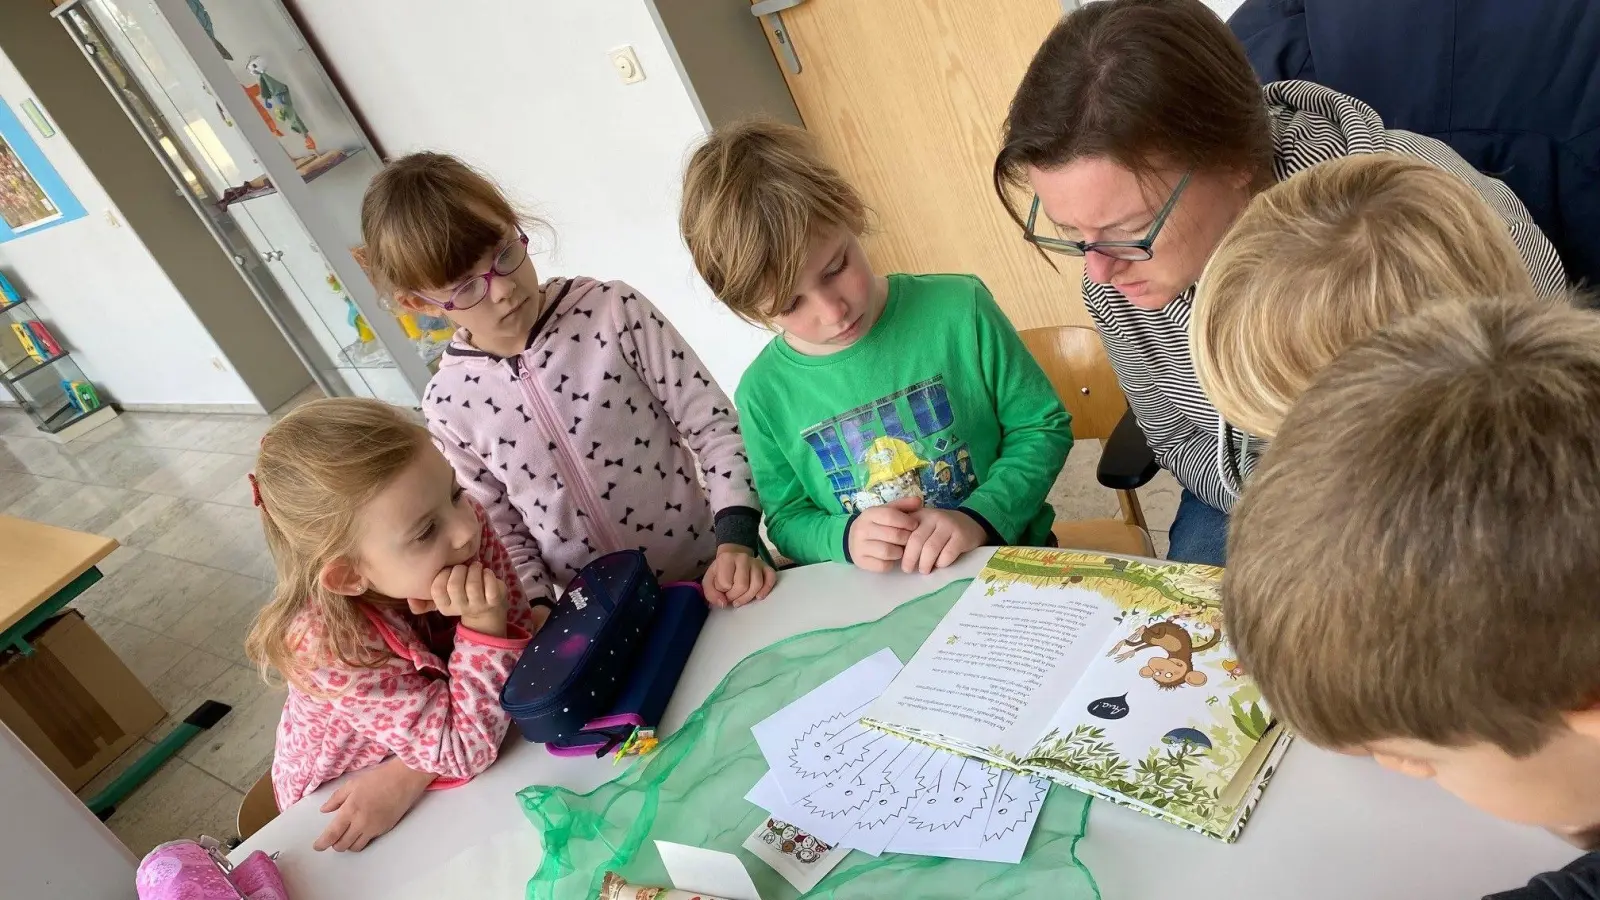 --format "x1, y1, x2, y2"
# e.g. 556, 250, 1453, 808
0, 298, 118, 441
